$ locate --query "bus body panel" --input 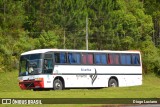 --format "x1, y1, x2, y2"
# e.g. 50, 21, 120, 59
52, 65, 142, 88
